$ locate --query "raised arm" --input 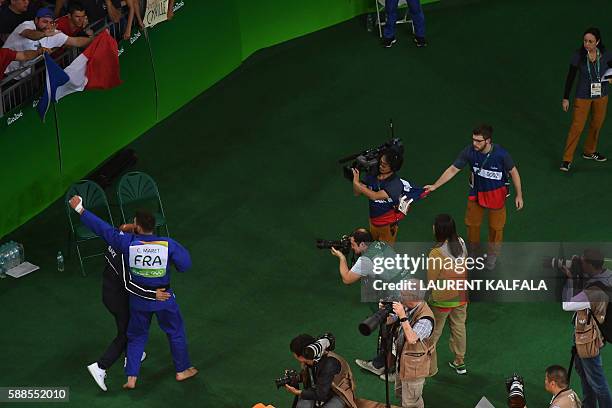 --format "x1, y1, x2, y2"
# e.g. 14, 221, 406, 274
351, 168, 389, 200
69, 195, 131, 253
